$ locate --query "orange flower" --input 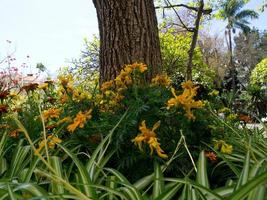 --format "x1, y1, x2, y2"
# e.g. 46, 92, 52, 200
57, 117, 72, 125
58, 75, 73, 87
67, 109, 92, 133
131, 62, 147, 73
132, 120, 167, 159
151, 74, 171, 87
167, 81, 204, 120
101, 80, 114, 92
42, 108, 61, 121
205, 151, 217, 161
9, 128, 23, 138
35, 135, 62, 154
